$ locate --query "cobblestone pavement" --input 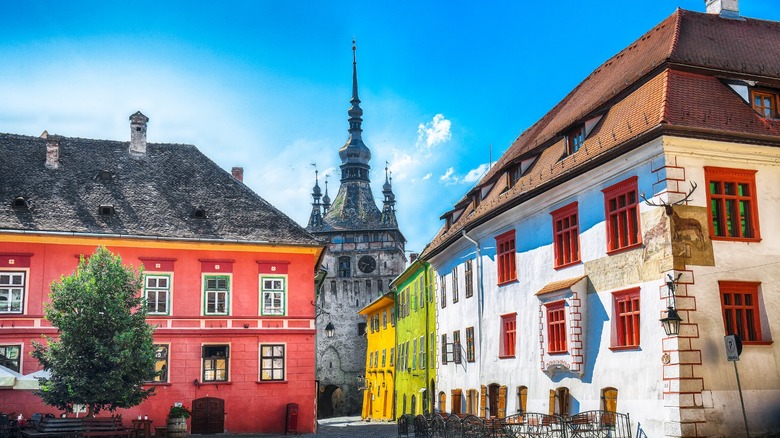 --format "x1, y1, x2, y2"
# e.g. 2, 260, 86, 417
192, 416, 397, 438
